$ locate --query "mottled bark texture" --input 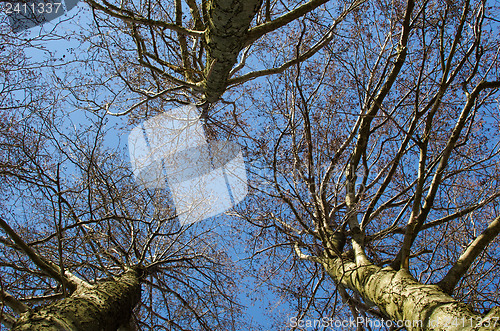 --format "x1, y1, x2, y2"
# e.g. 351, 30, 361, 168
12, 269, 141, 331
323, 258, 500, 330
203, 0, 263, 102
